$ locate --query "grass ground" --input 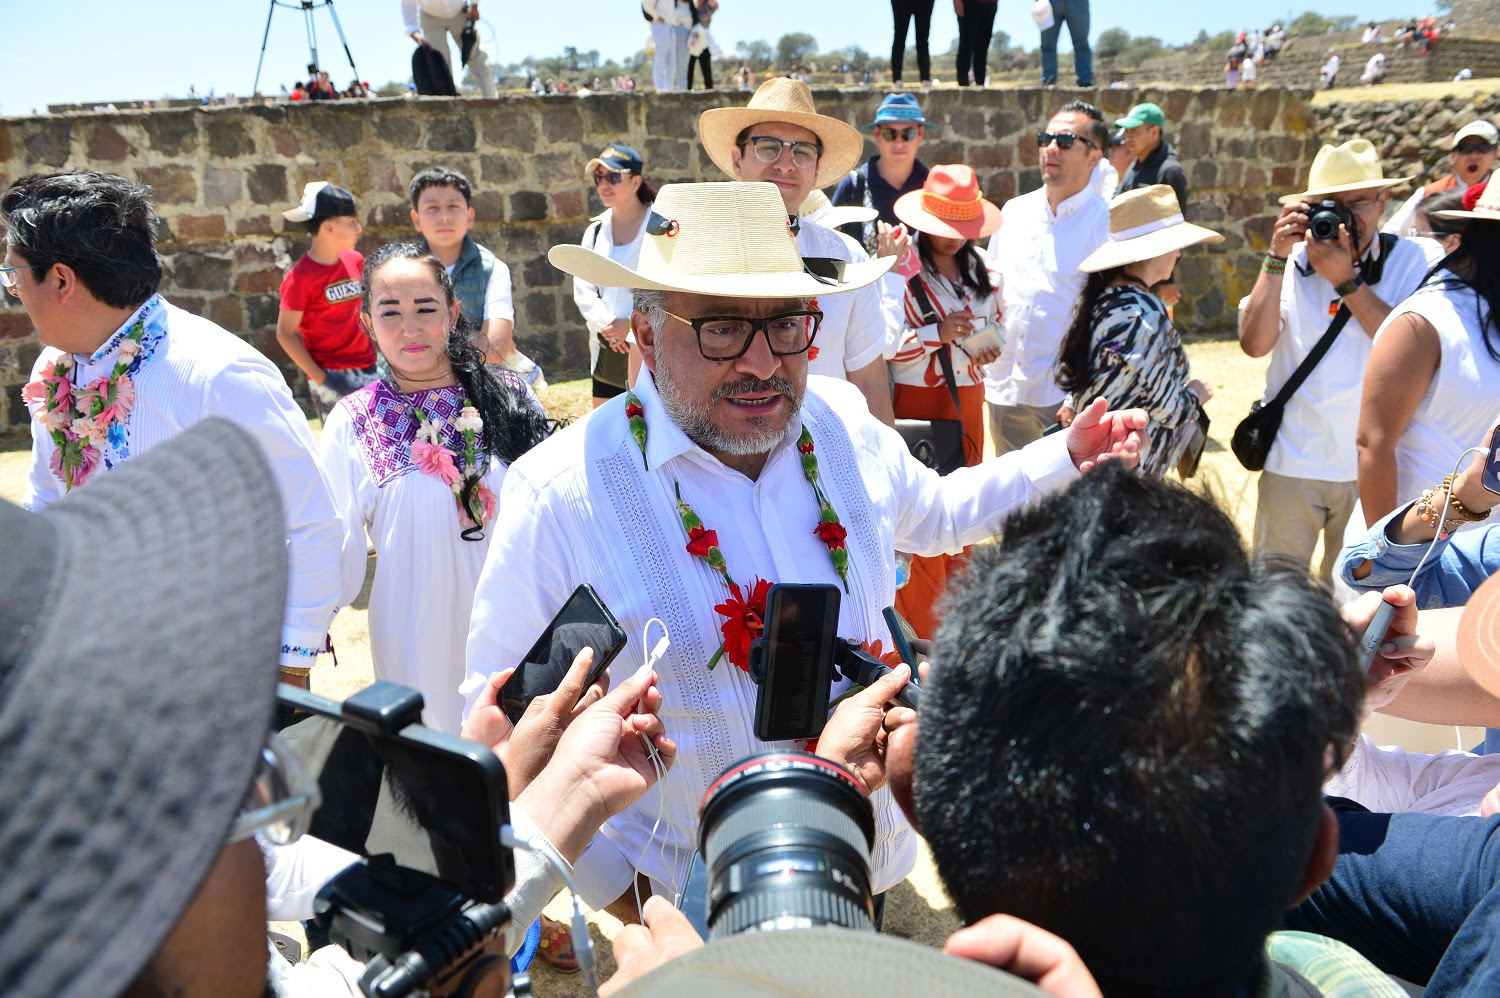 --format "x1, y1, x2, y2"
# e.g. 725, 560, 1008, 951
1312, 78, 1500, 106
